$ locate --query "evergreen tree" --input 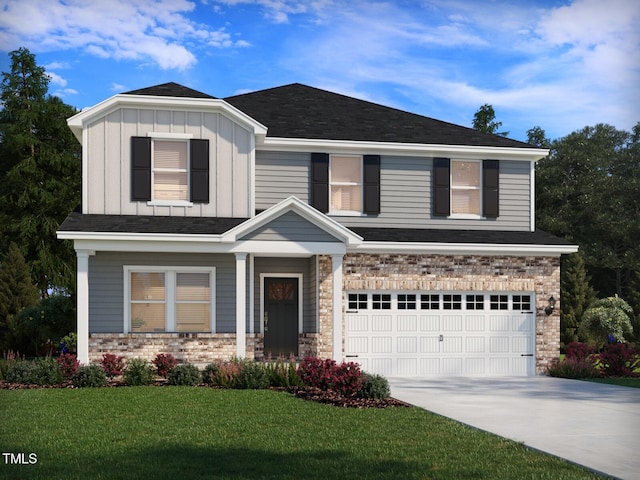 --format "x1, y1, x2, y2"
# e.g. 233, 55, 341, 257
0, 48, 81, 297
560, 251, 597, 346
472, 104, 509, 137
0, 242, 40, 350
